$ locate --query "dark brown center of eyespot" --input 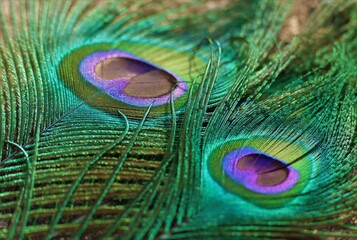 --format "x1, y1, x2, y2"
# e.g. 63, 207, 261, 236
237, 154, 289, 186
123, 70, 176, 98
94, 57, 177, 98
